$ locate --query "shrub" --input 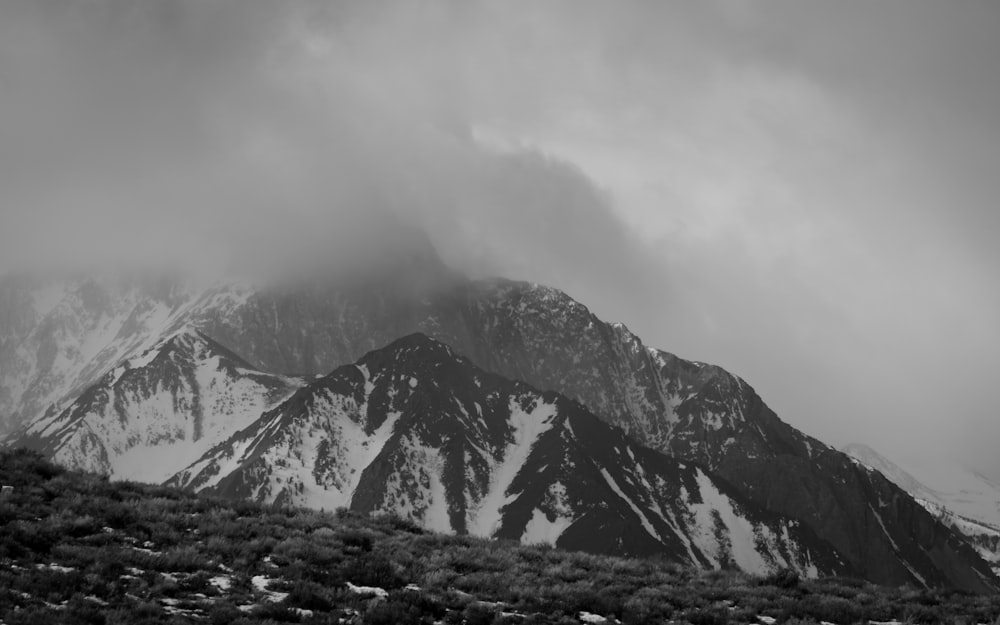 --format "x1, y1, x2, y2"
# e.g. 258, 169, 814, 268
794, 594, 864, 623
342, 553, 402, 589
207, 602, 244, 625
463, 602, 500, 625
339, 529, 374, 553
251, 601, 302, 622
283, 582, 333, 611
622, 589, 674, 624
65, 594, 109, 625
364, 598, 426, 625
682, 605, 732, 625
762, 568, 800, 590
